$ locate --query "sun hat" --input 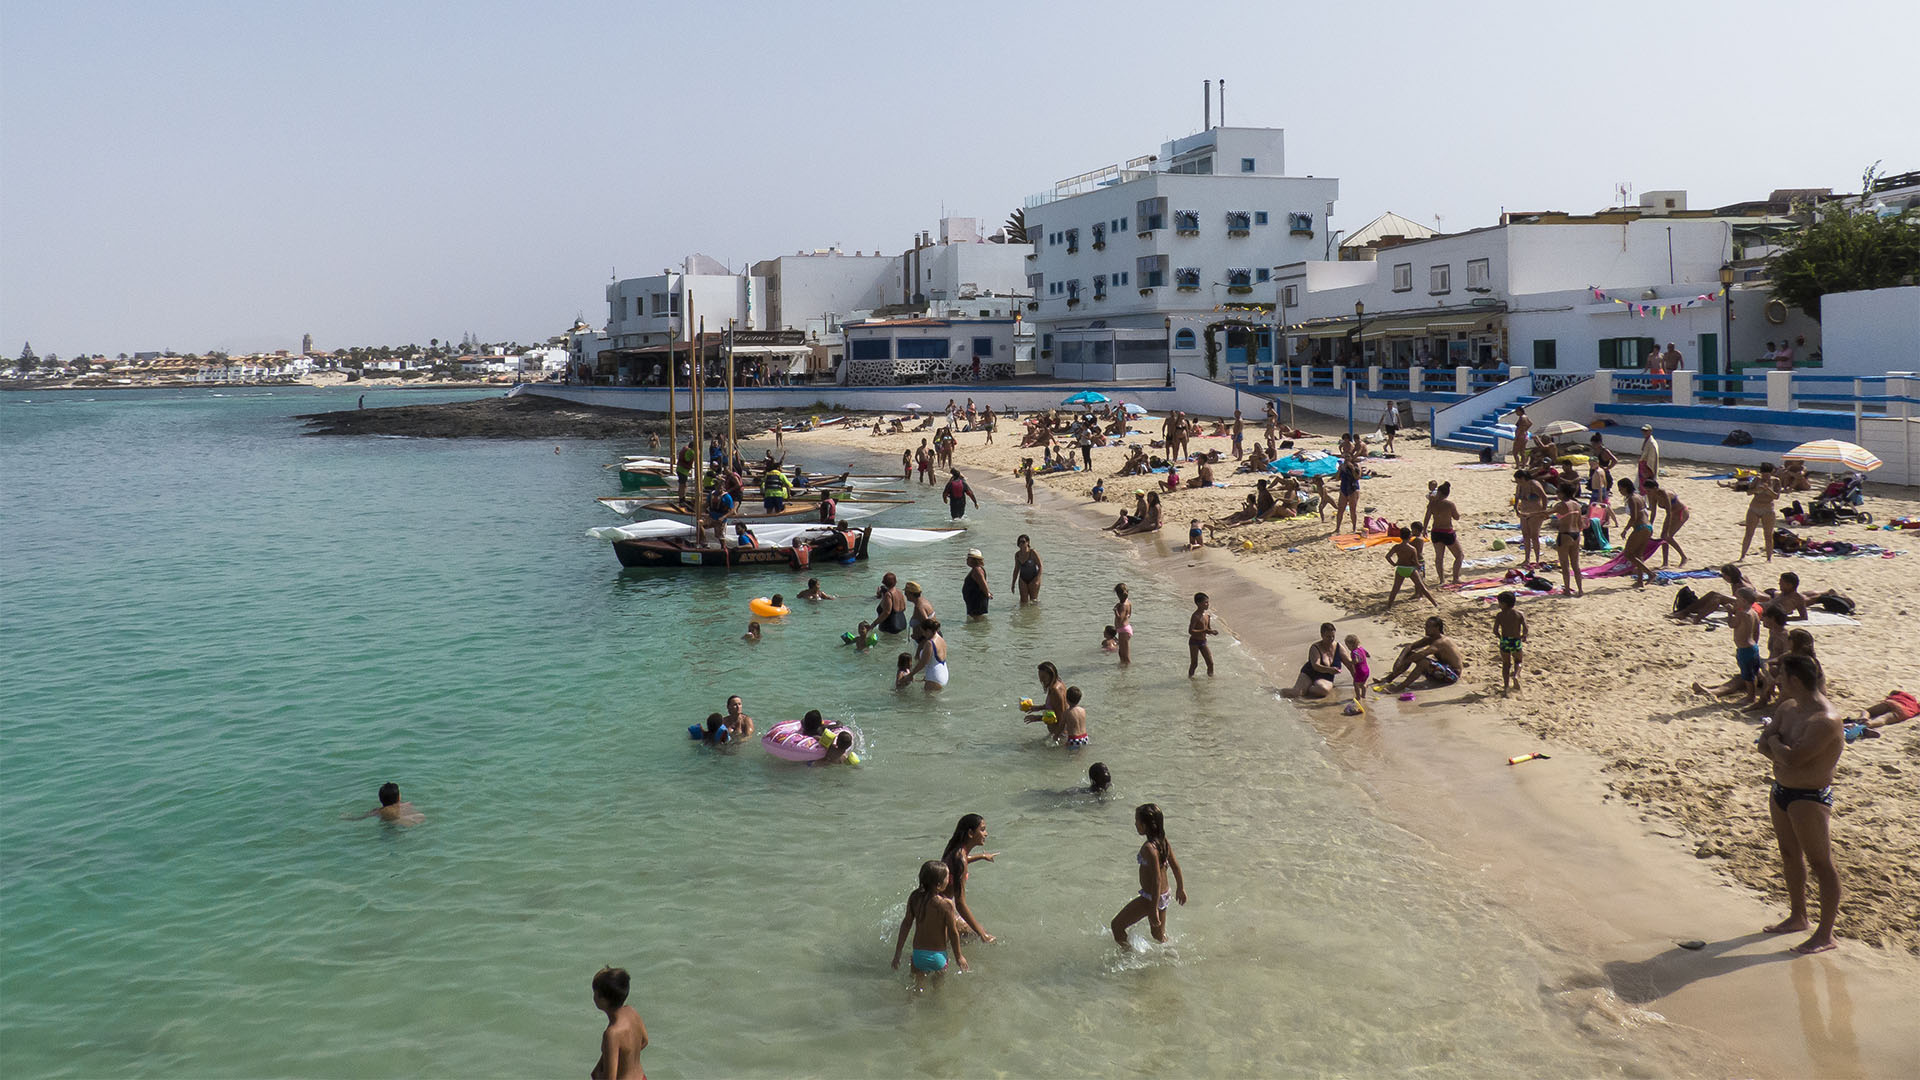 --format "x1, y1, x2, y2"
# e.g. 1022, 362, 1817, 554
904, 581, 922, 595
1641, 424, 1653, 432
